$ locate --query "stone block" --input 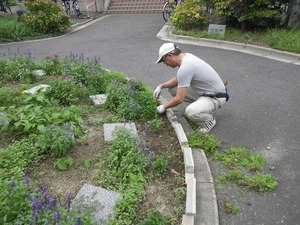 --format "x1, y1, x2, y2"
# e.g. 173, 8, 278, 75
90, 94, 108, 106
186, 177, 196, 216
72, 184, 122, 225
23, 84, 51, 94
103, 122, 137, 142
183, 147, 194, 173
208, 24, 226, 37
173, 122, 188, 146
